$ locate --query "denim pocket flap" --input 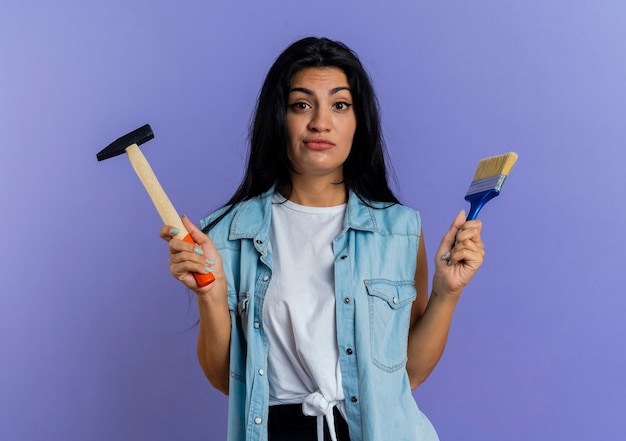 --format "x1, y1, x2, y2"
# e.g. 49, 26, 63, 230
364, 279, 416, 310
